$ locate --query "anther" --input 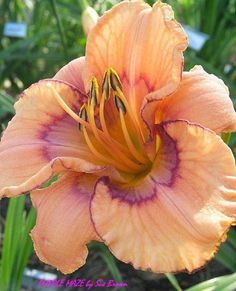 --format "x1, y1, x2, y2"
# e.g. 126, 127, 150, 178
78, 104, 88, 131
109, 68, 122, 91
102, 71, 110, 100
115, 93, 126, 114
89, 77, 99, 106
